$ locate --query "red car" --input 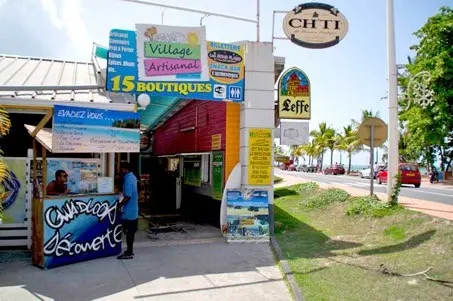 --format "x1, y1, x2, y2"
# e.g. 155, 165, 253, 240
376, 163, 421, 188
323, 164, 346, 175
